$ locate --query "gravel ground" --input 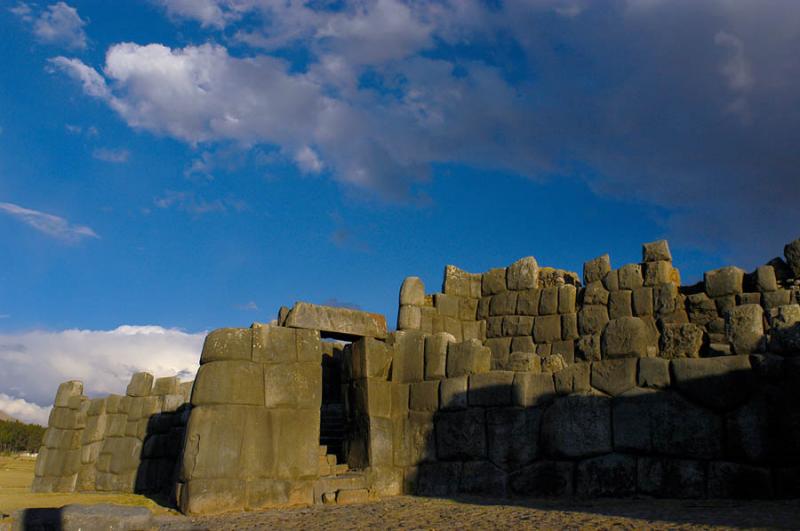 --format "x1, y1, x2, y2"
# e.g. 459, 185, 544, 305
155, 495, 800, 530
